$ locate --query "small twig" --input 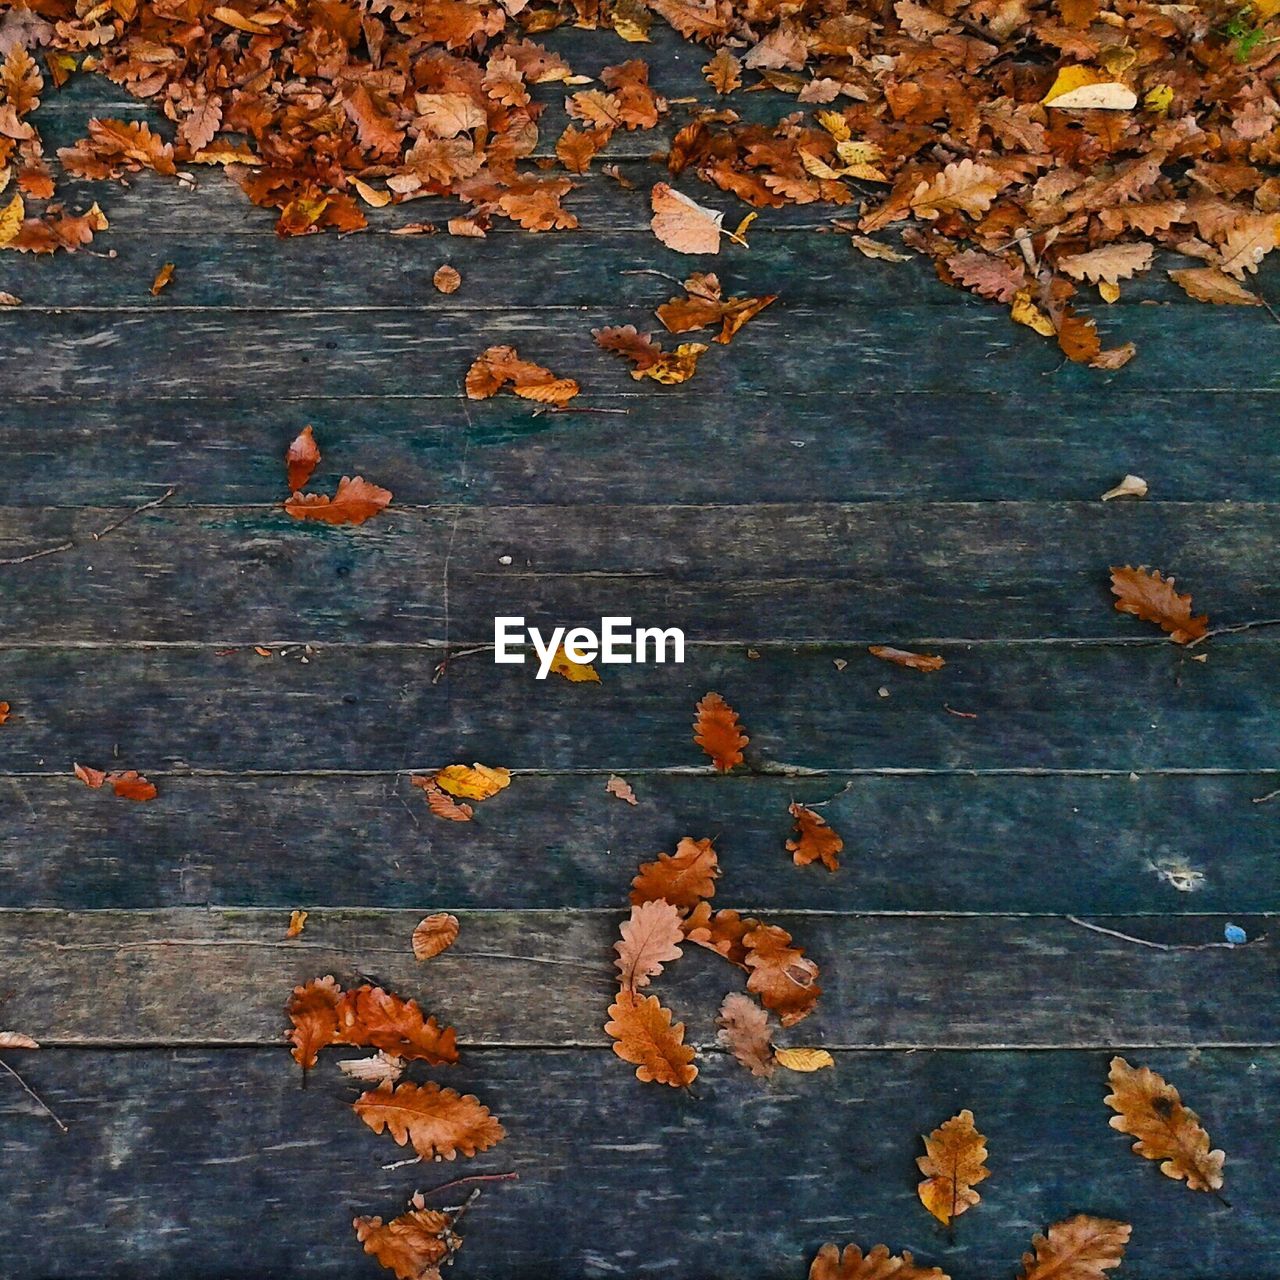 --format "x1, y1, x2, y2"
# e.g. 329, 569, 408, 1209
529, 405, 631, 417
0, 1056, 68, 1132
418, 1172, 518, 1198
1187, 617, 1280, 648
1066, 915, 1267, 952
0, 488, 177, 567
382, 1155, 422, 1171
1252, 787, 1280, 804
431, 643, 494, 684
944, 704, 979, 719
